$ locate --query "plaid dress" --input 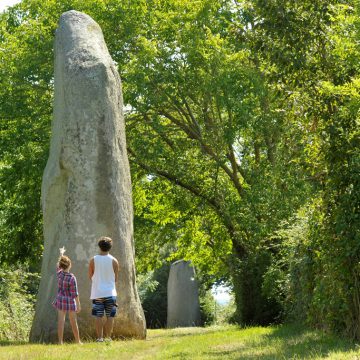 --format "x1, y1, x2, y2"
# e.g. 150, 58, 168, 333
52, 268, 79, 311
